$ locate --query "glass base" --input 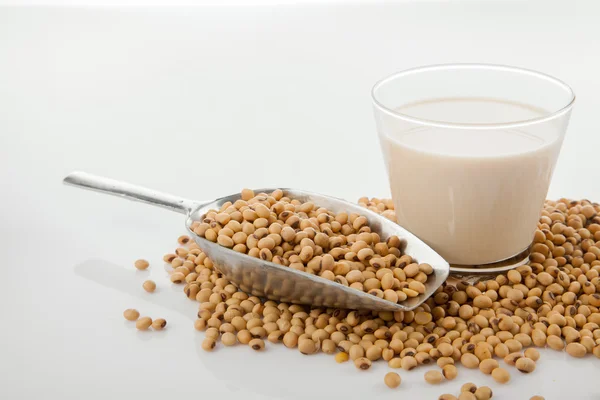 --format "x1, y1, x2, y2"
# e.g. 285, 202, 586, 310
448, 247, 531, 282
